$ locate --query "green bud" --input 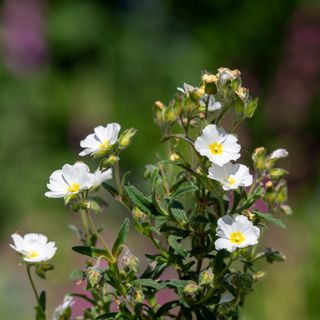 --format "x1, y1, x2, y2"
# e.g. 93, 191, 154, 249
164, 107, 177, 122
184, 281, 200, 294
252, 147, 266, 170
118, 128, 137, 149
279, 204, 292, 215
244, 97, 258, 118
120, 247, 139, 273
133, 206, 148, 222
101, 155, 119, 168
134, 290, 145, 304
264, 181, 276, 203
275, 182, 288, 204
265, 248, 286, 263
269, 168, 288, 180
87, 267, 102, 287
199, 268, 214, 286
154, 101, 166, 124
